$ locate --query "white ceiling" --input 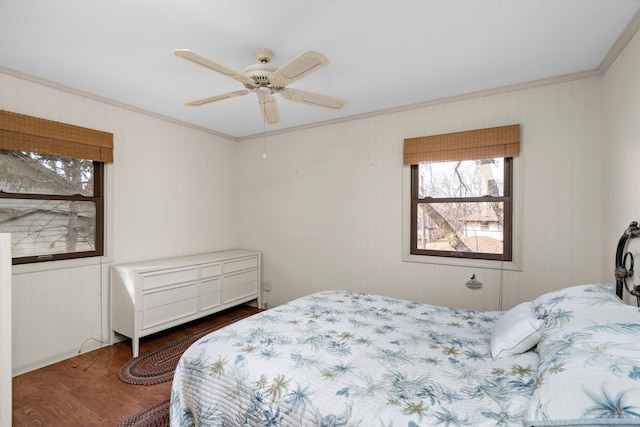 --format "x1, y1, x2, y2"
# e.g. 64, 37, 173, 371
1, 0, 639, 139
